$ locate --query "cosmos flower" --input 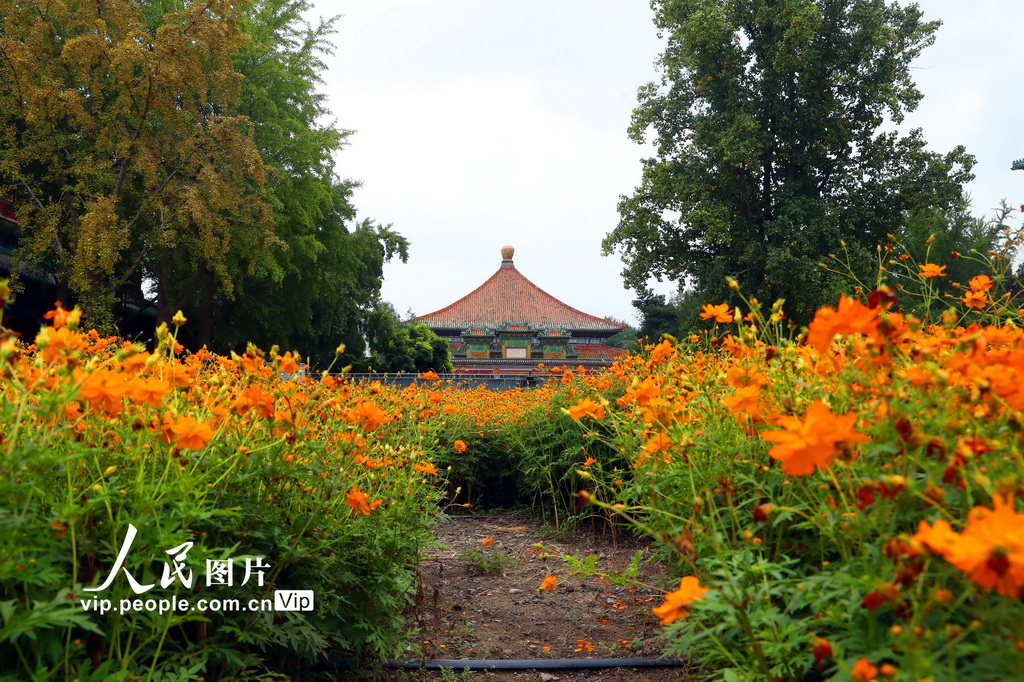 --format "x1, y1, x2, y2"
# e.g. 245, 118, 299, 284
170, 415, 216, 451
805, 296, 880, 351
963, 290, 987, 308
345, 485, 382, 516
761, 400, 871, 476
968, 274, 993, 292
699, 303, 733, 324
652, 575, 707, 625
918, 263, 947, 278
565, 398, 606, 421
